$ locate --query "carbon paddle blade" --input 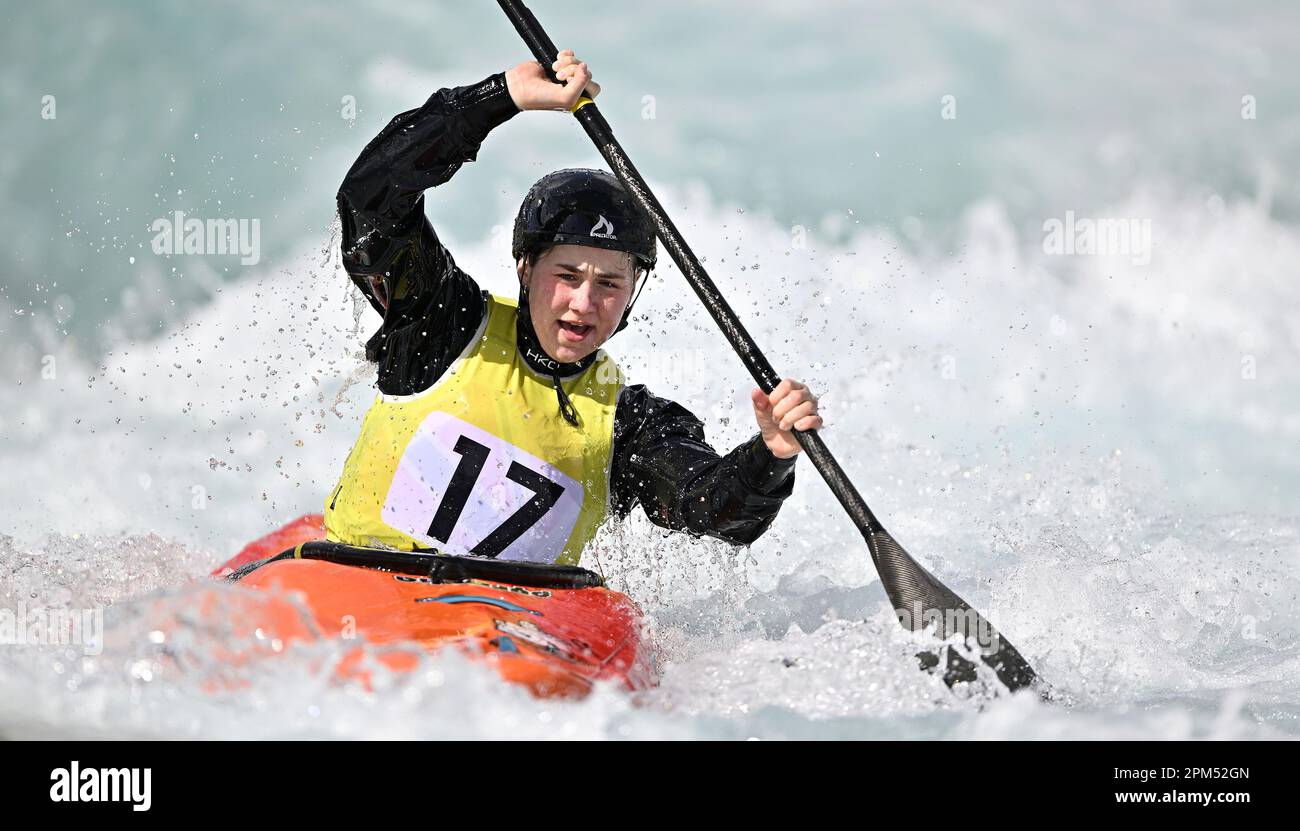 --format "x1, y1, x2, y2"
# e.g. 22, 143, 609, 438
866, 527, 1038, 692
